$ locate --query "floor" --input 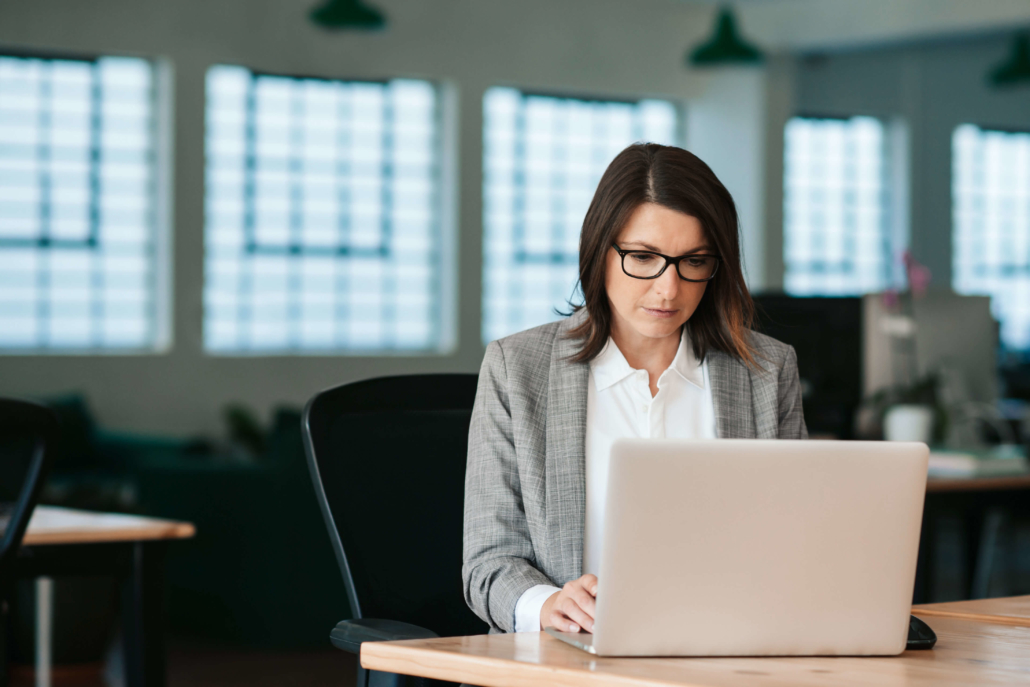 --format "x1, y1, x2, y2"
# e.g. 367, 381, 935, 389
10, 642, 358, 687
167, 642, 357, 687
